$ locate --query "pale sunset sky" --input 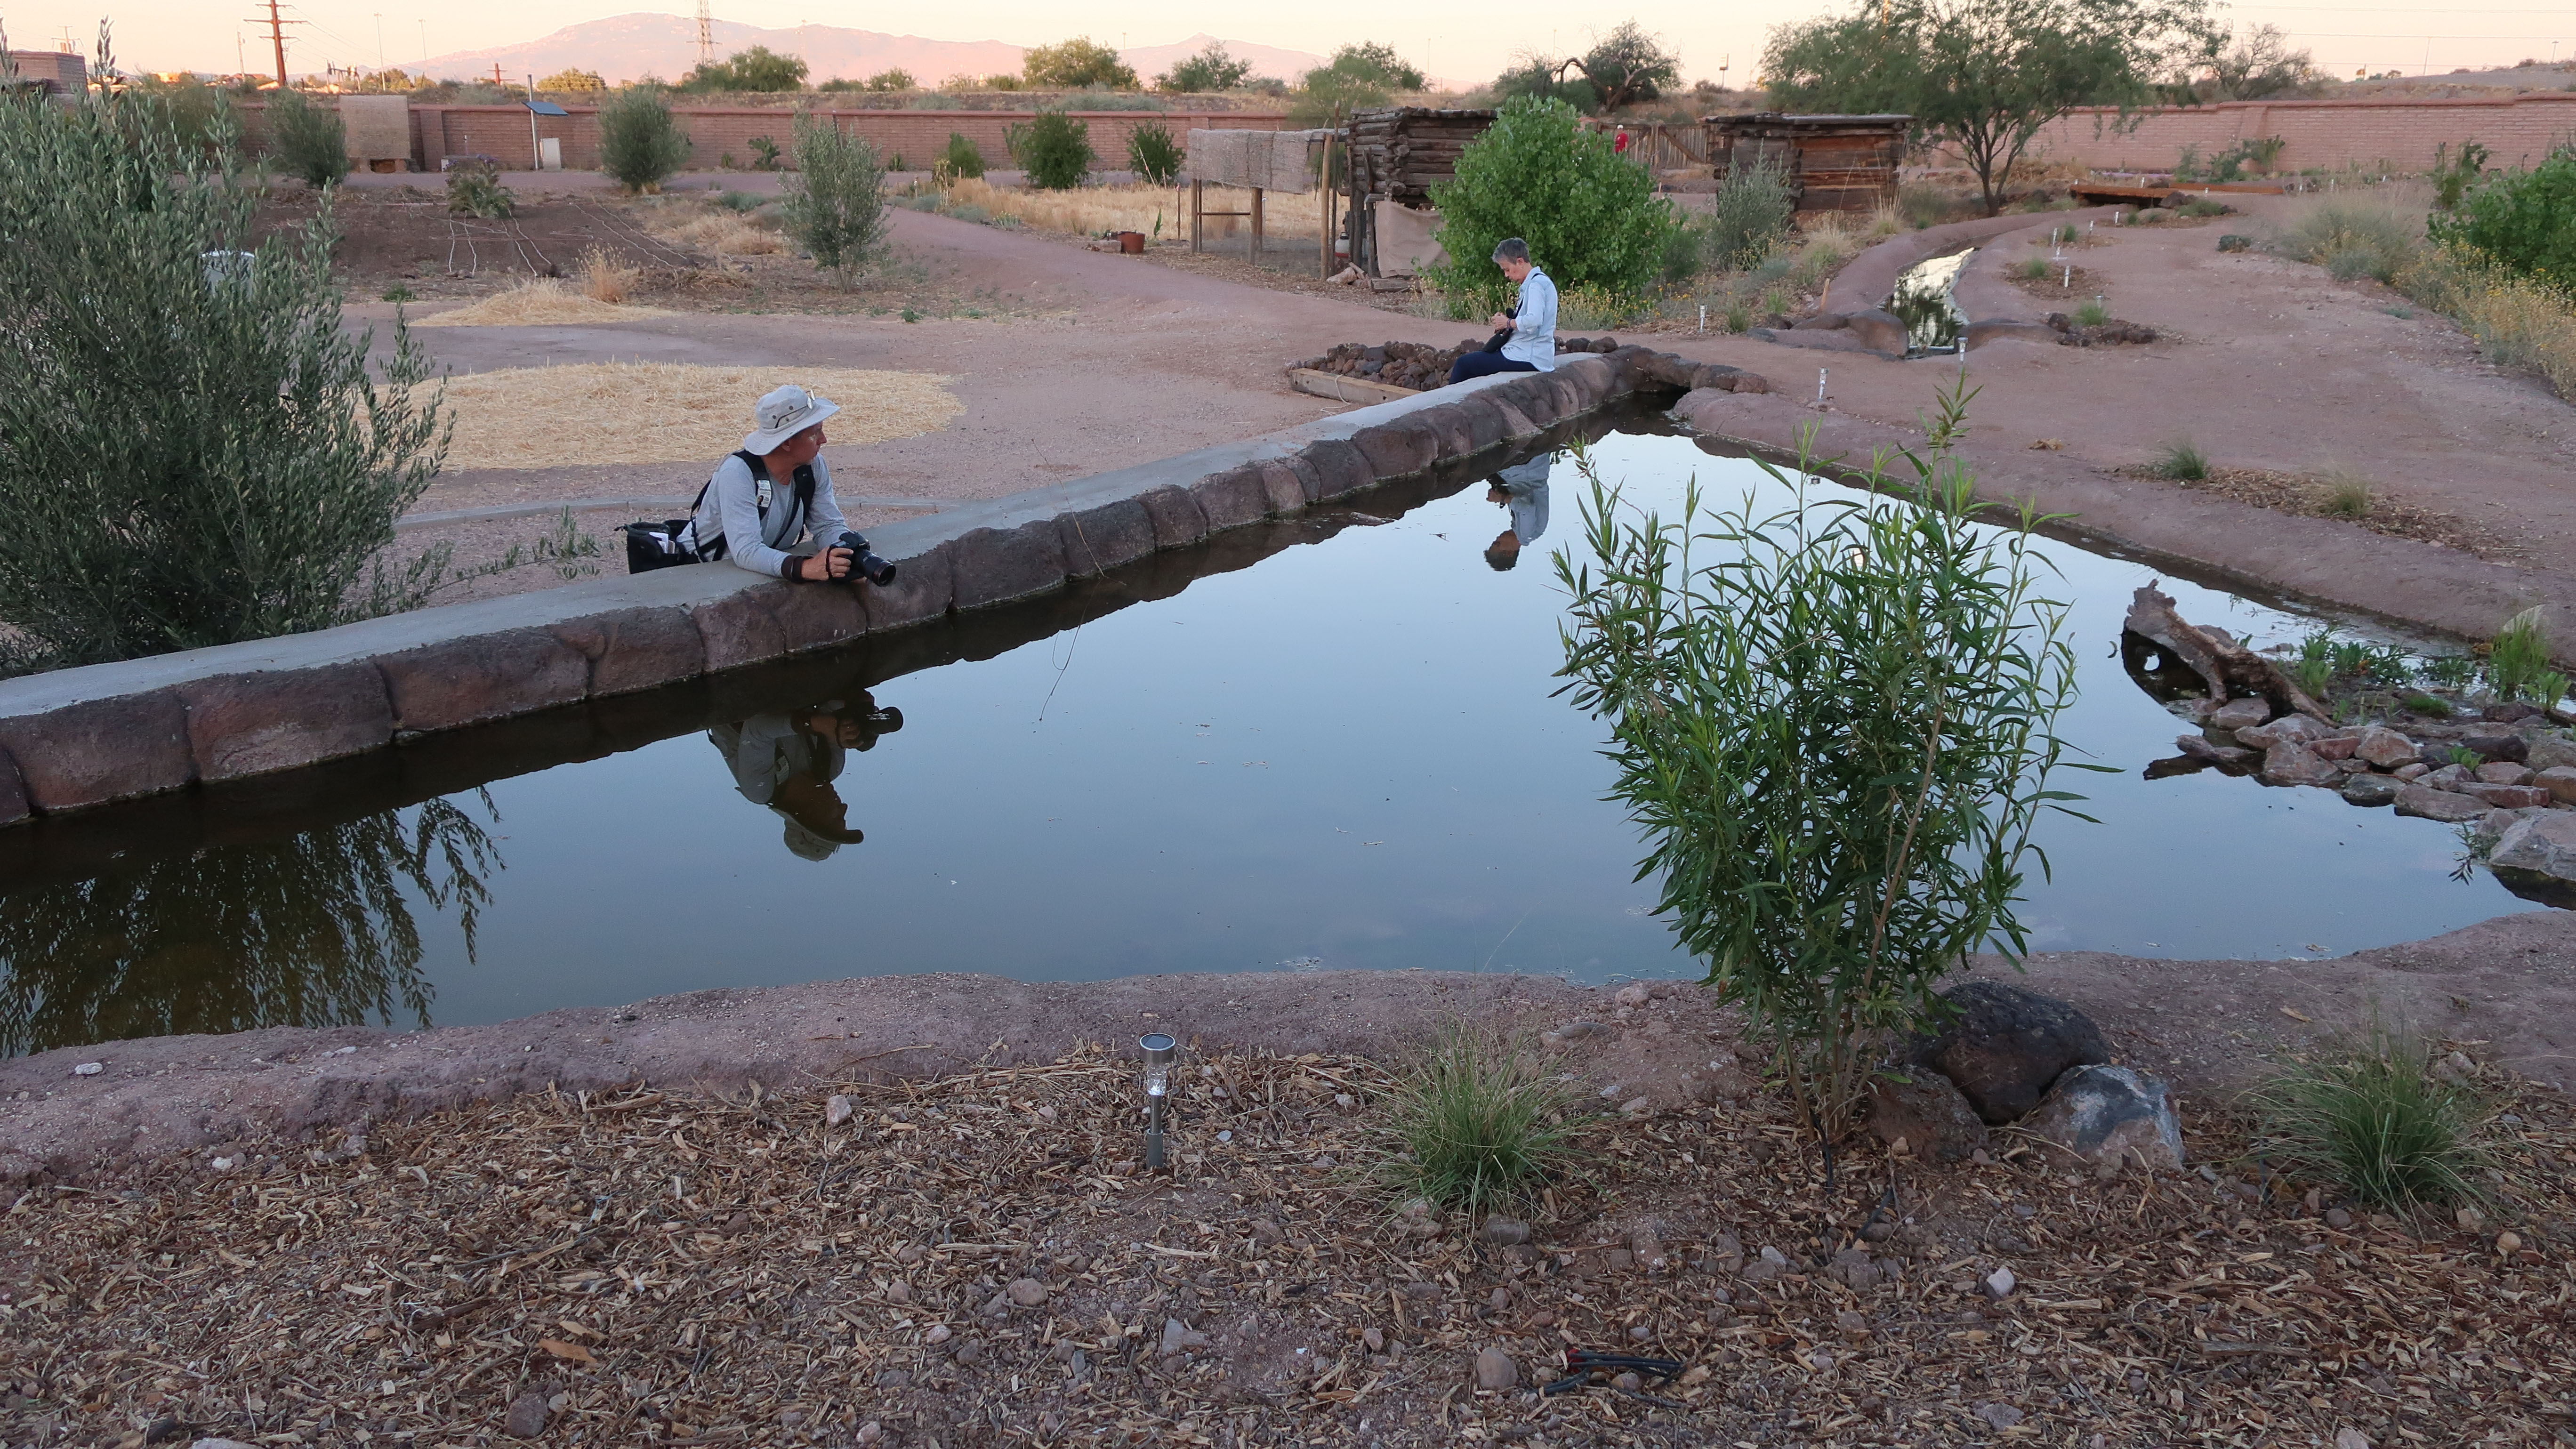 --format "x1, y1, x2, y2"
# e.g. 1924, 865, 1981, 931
7, 0, 2568, 89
